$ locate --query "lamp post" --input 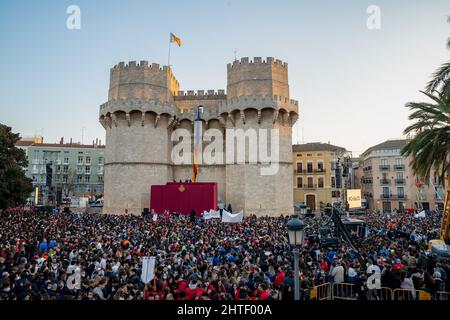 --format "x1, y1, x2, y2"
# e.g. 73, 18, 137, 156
287, 215, 305, 300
